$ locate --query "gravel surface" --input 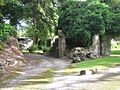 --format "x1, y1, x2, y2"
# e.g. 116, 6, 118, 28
42, 66, 120, 90
1, 54, 120, 90
1, 54, 70, 90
